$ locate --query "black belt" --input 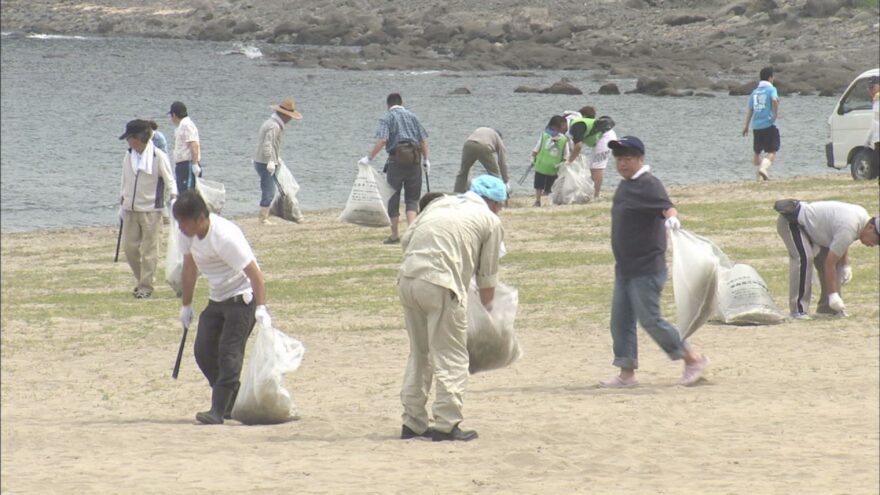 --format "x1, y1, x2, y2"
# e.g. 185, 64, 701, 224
175, 160, 192, 166
209, 294, 251, 306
